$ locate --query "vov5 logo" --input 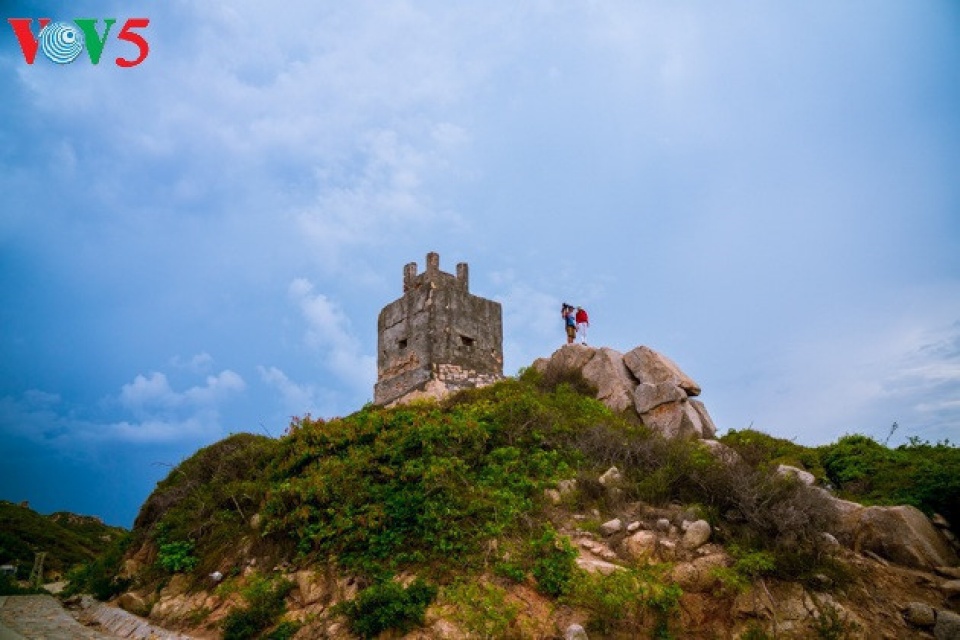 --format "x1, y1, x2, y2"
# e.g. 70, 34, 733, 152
8, 18, 150, 67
